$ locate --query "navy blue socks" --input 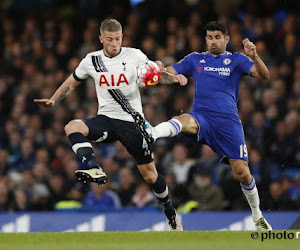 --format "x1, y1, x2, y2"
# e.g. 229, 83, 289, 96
68, 132, 99, 169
